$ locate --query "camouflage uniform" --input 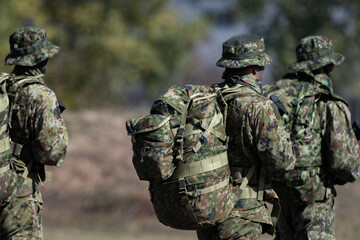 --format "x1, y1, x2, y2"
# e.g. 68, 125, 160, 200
197, 34, 295, 239
264, 35, 360, 240
0, 27, 68, 240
